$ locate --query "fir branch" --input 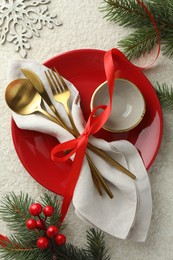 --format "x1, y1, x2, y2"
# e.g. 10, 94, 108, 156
85, 228, 111, 260
100, 0, 152, 28
161, 32, 173, 58
0, 193, 111, 260
0, 192, 41, 241
101, 0, 173, 59
155, 82, 173, 110
0, 192, 33, 223
118, 27, 158, 59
